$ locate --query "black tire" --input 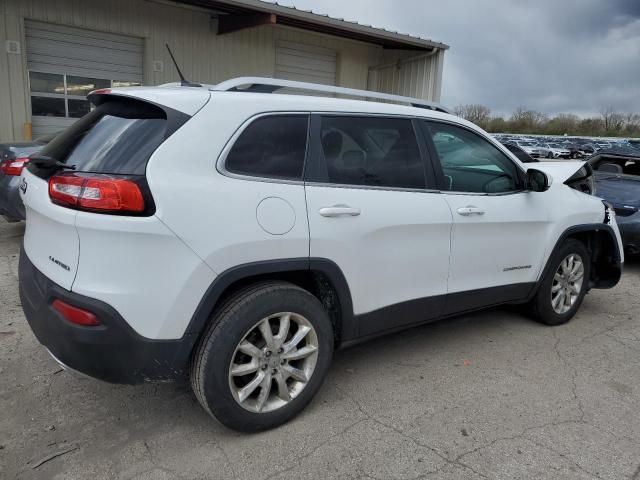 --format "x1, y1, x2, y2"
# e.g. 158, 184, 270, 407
190, 281, 334, 432
547, 151, 554, 158
527, 239, 591, 326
